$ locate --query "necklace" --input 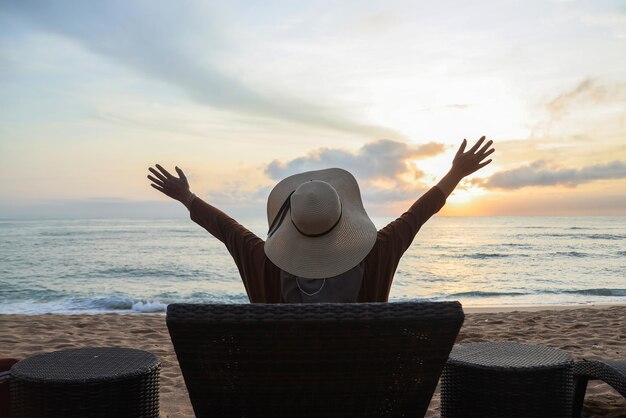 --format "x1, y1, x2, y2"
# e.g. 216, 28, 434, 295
296, 278, 326, 297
